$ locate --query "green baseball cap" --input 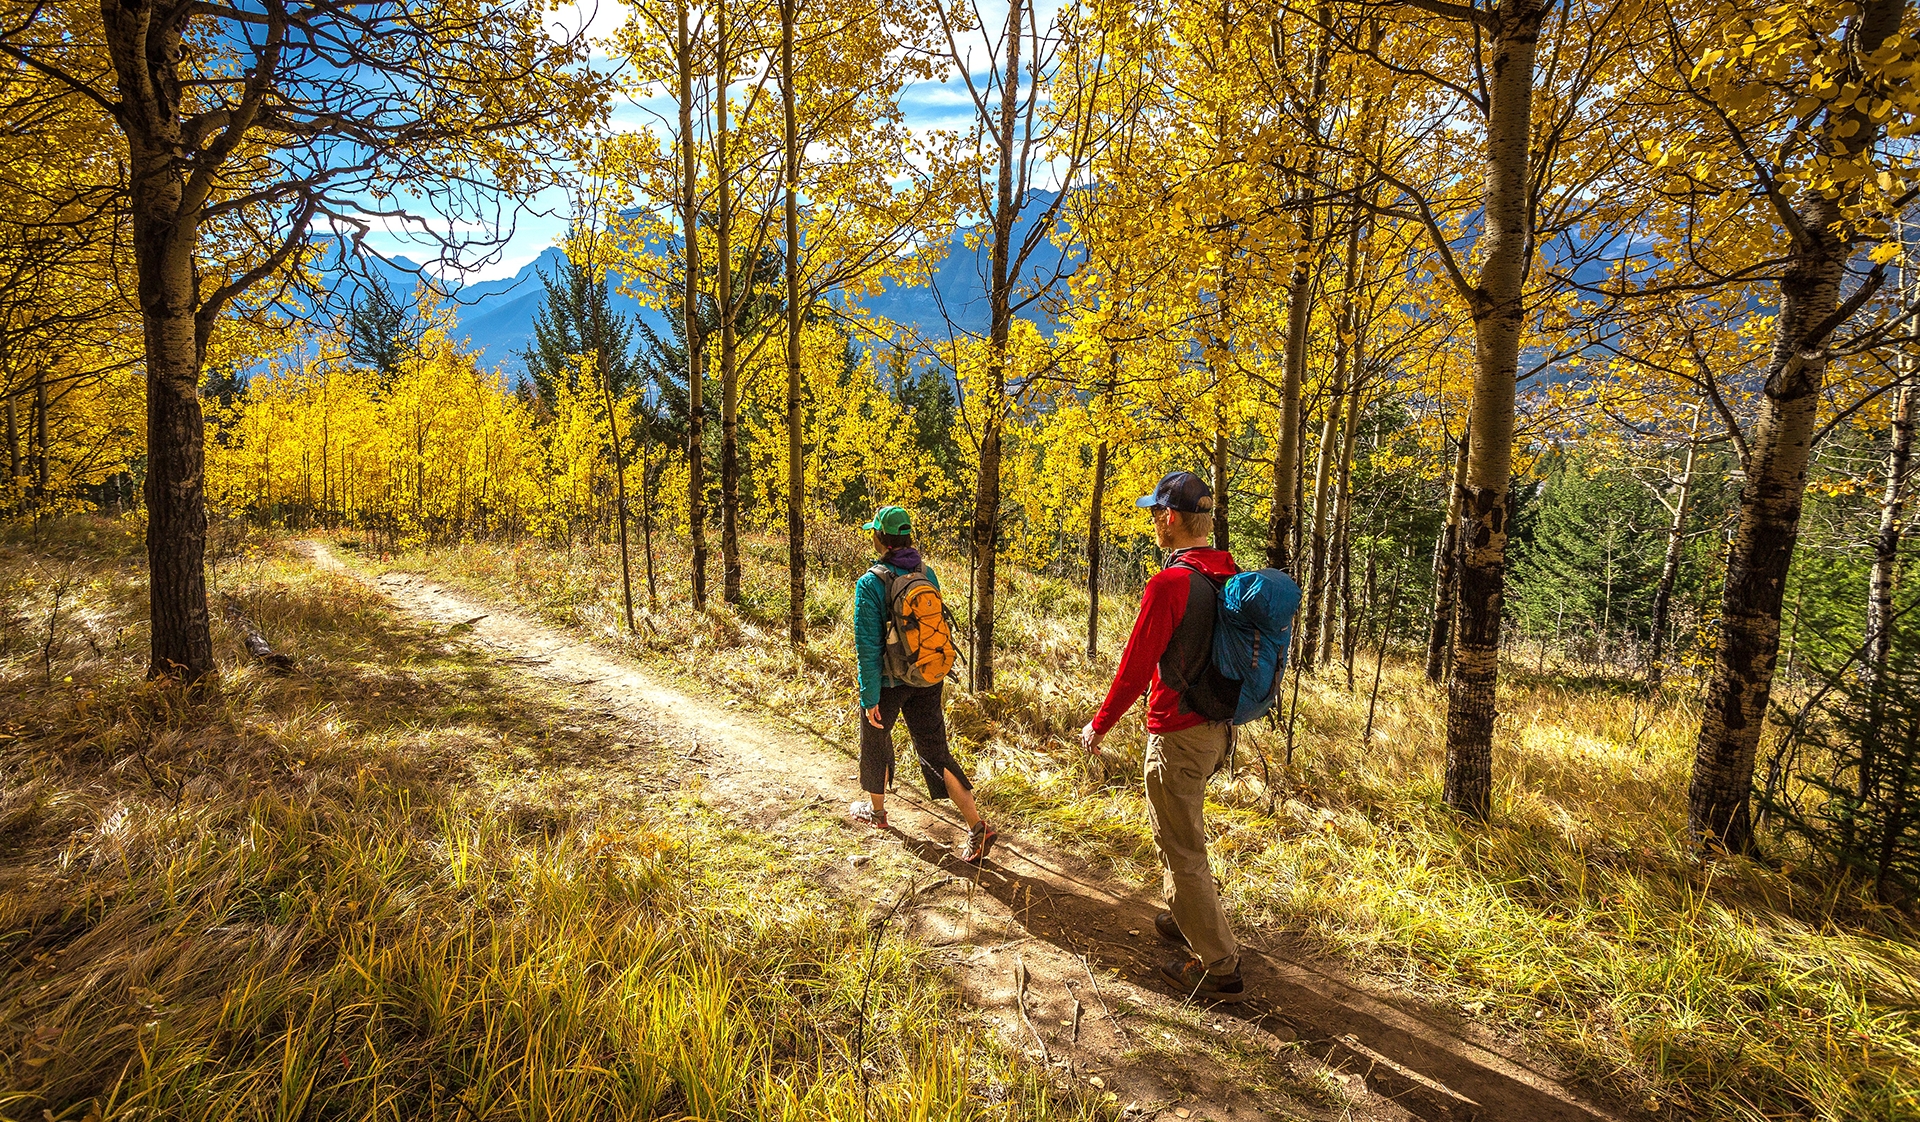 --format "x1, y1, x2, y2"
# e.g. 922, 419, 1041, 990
862, 506, 913, 535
